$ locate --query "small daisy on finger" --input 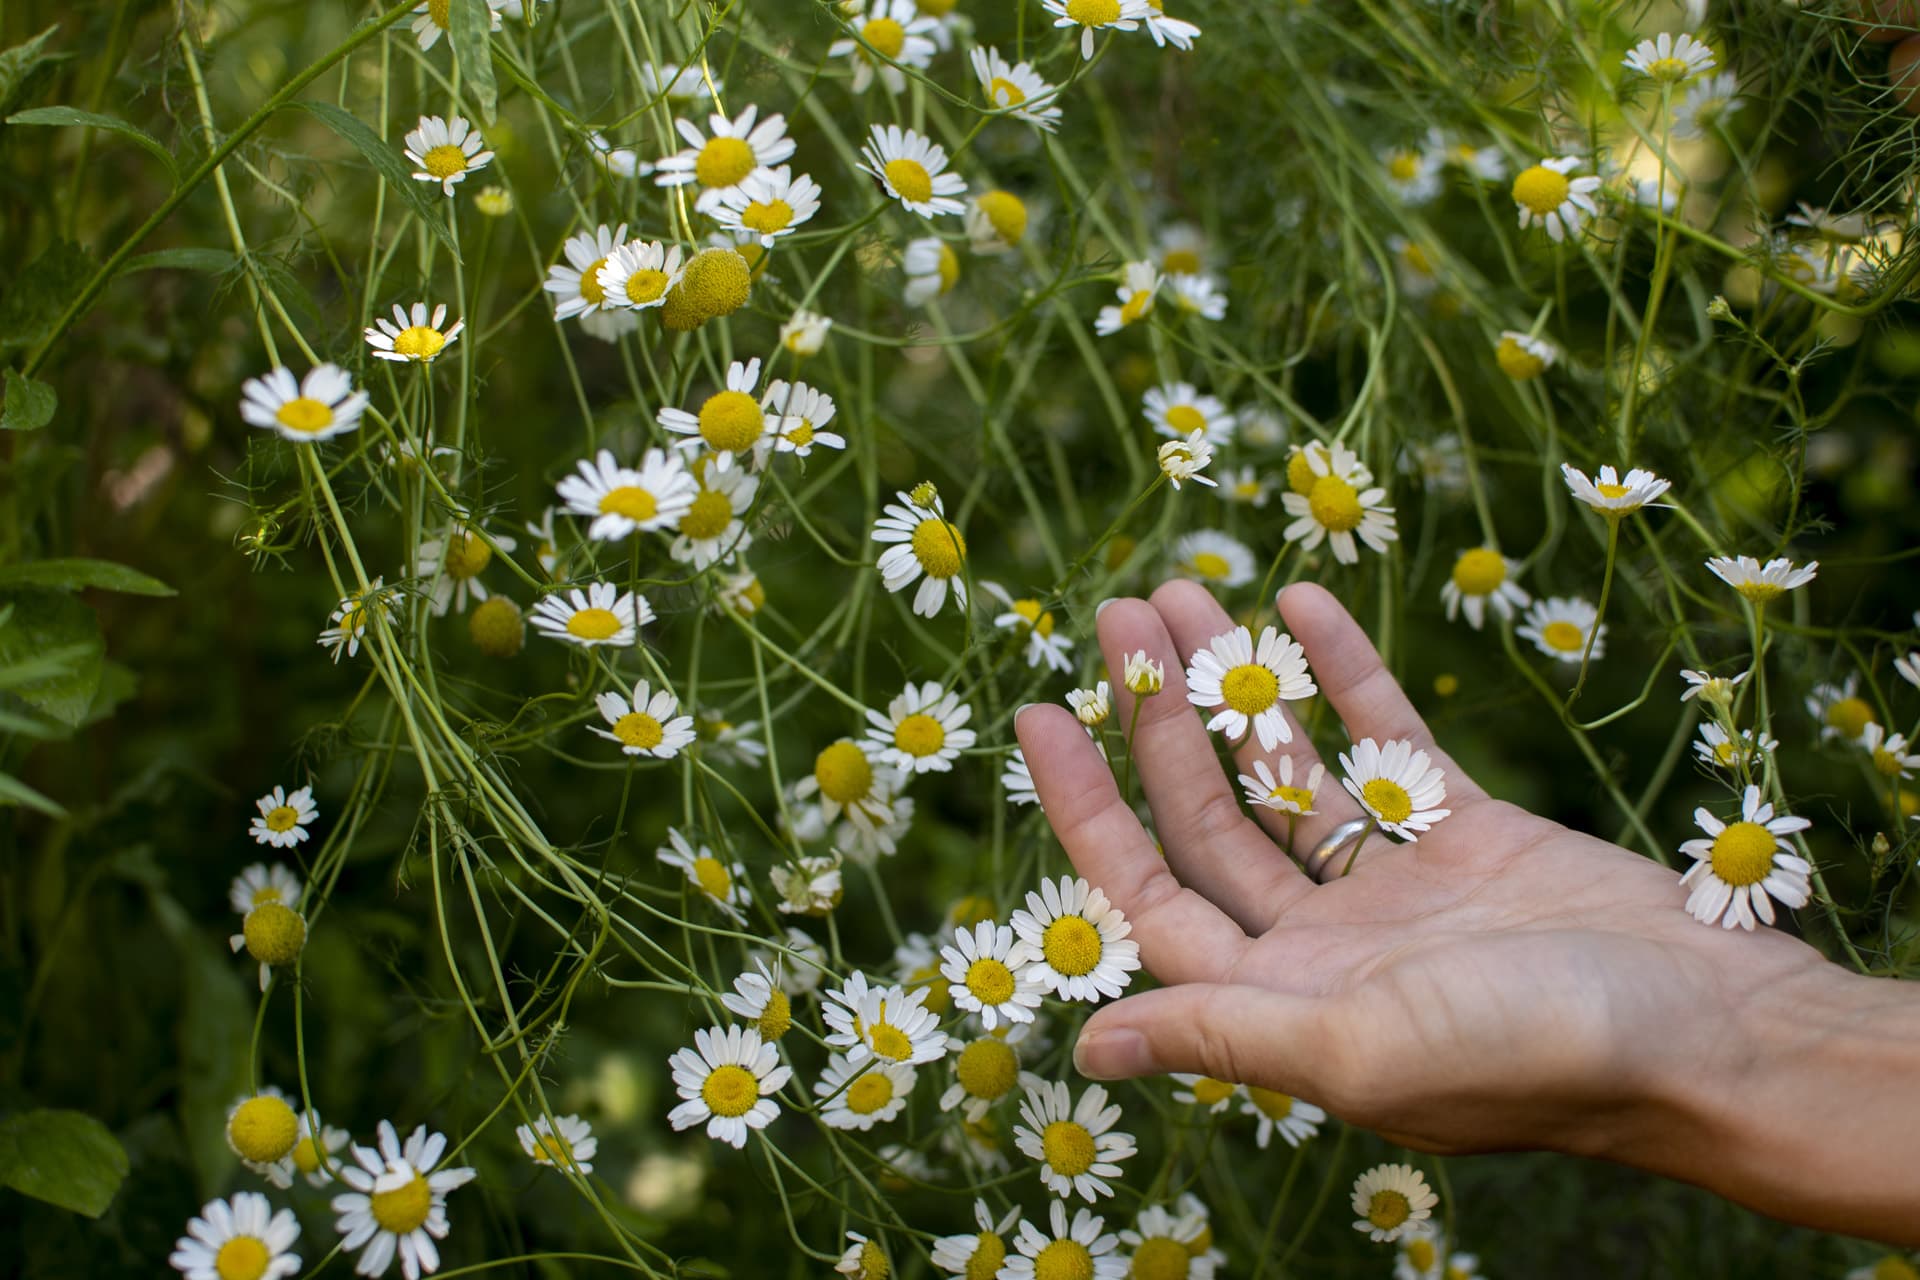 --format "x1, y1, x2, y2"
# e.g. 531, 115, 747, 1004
1518, 596, 1604, 664
933, 1200, 1023, 1279
1068, 681, 1111, 728
667, 1025, 790, 1148
816, 1053, 917, 1130
1185, 624, 1316, 751
250, 785, 318, 848
404, 115, 493, 195
516, 1114, 596, 1175
592, 679, 694, 758
860, 124, 967, 217
1043, 0, 1150, 60
1239, 756, 1324, 816
366, 303, 464, 363
529, 582, 651, 648
656, 828, 750, 922
1339, 737, 1451, 841
1014, 1080, 1137, 1202
658, 358, 771, 472
1706, 554, 1818, 605
1010, 875, 1141, 1003
1352, 1163, 1438, 1243
1440, 547, 1531, 629
1678, 784, 1811, 930
1124, 650, 1163, 694
169, 1192, 302, 1280
1511, 156, 1601, 241
941, 920, 1043, 1030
